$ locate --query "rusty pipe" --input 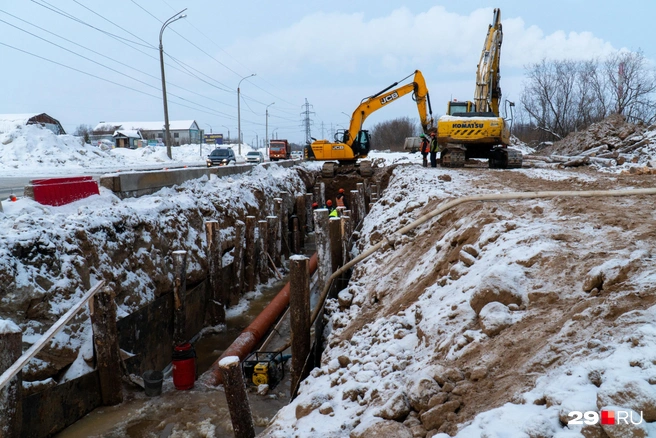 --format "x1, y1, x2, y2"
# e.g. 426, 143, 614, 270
203, 252, 318, 386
